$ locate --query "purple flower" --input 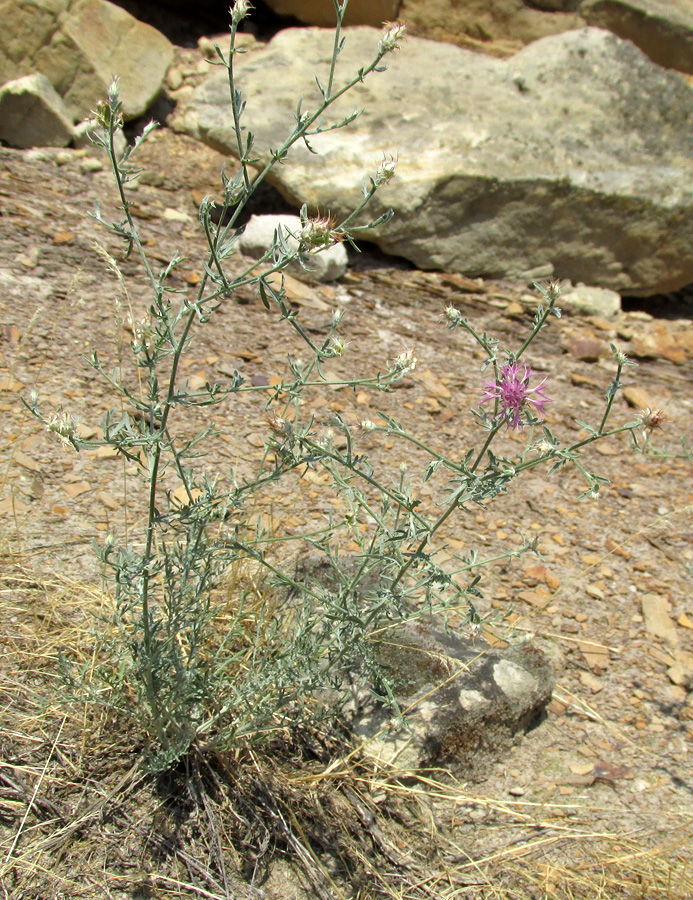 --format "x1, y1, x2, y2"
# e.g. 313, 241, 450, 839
481, 361, 551, 429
